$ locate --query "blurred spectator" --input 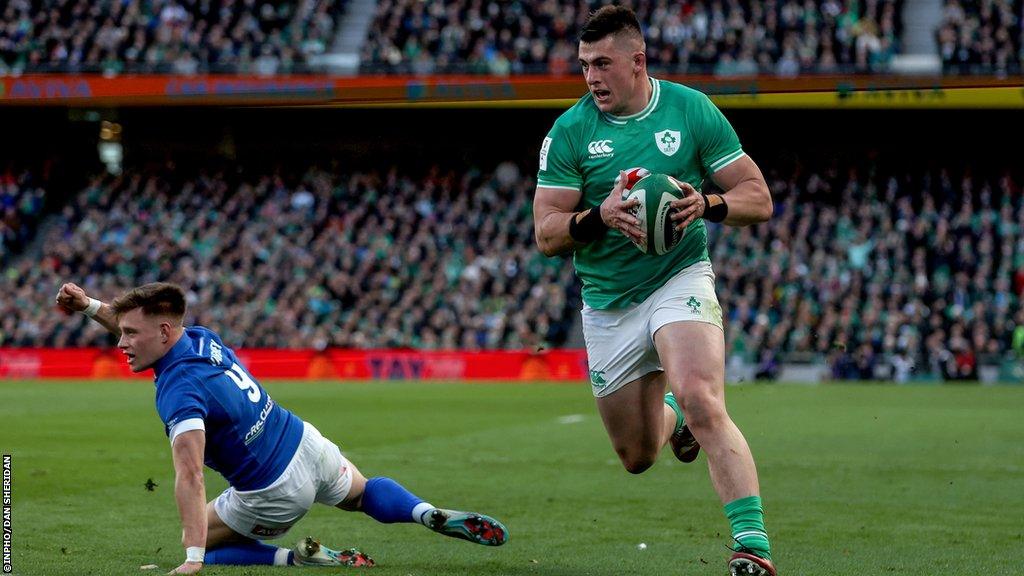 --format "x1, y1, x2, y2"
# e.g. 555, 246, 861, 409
936, 0, 1022, 75
754, 347, 781, 380
361, 0, 904, 75
0, 167, 46, 268
890, 347, 915, 382
853, 342, 877, 379
829, 344, 856, 379
1011, 310, 1024, 355
0, 0, 344, 75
